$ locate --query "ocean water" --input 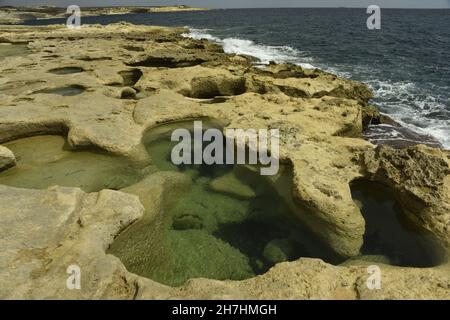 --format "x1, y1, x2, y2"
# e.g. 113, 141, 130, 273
26, 8, 450, 148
